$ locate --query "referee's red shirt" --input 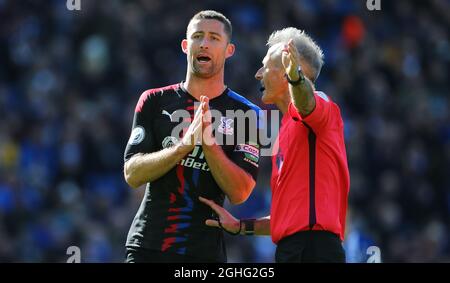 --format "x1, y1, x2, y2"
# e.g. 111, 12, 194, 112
270, 91, 350, 243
